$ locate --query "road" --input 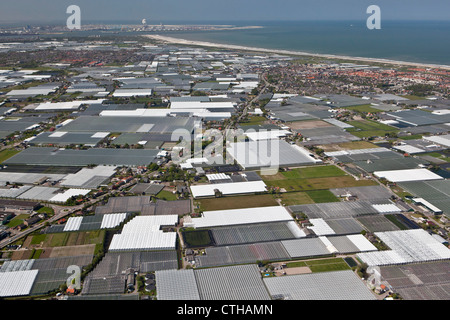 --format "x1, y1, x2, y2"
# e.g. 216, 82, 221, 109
0, 177, 139, 250
225, 72, 270, 132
